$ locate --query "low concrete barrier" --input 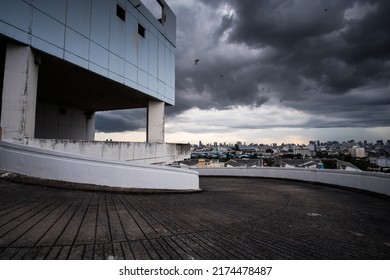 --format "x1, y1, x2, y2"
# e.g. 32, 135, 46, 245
193, 167, 390, 196
20, 138, 191, 165
0, 141, 199, 191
